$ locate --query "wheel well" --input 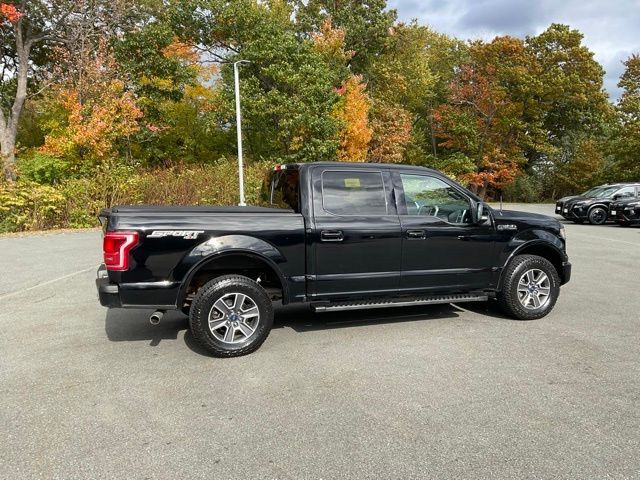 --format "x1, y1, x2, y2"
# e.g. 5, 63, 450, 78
588, 204, 607, 212
512, 244, 564, 282
181, 254, 285, 312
